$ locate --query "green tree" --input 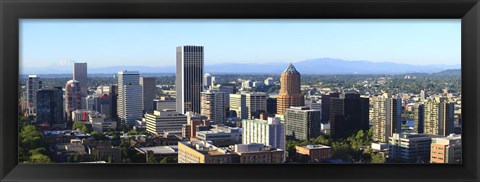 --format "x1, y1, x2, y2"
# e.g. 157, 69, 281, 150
371, 153, 385, 163
30, 154, 52, 163
91, 131, 107, 140
72, 121, 89, 133
19, 125, 43, 150
159, 157, 169, 164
